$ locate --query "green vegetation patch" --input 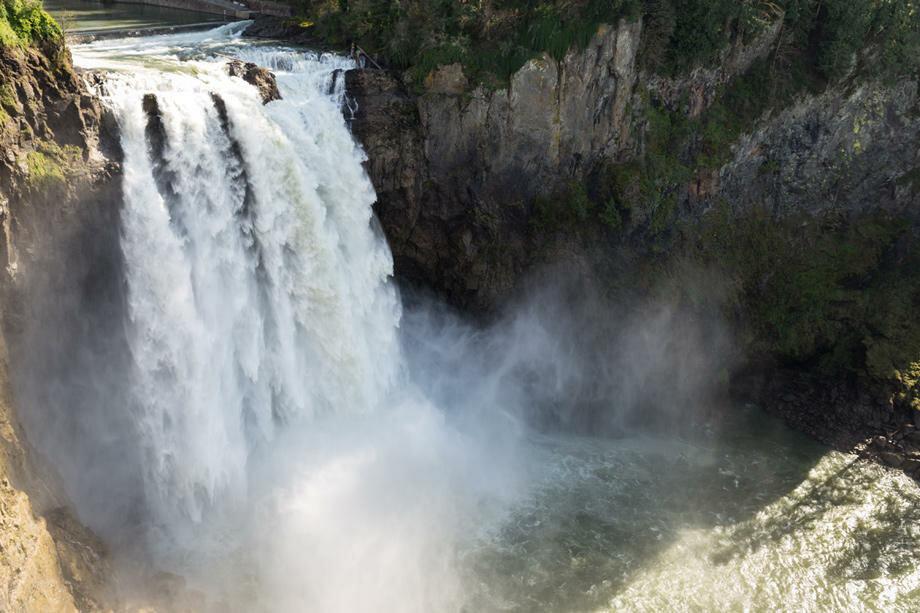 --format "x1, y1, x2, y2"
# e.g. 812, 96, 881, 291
285, 1, 643, 87
24, 140, 82, 191
0, 0, 62, 47
693, 205, 920, 408
283, 1, 919, 89
642, 0, 920, 80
